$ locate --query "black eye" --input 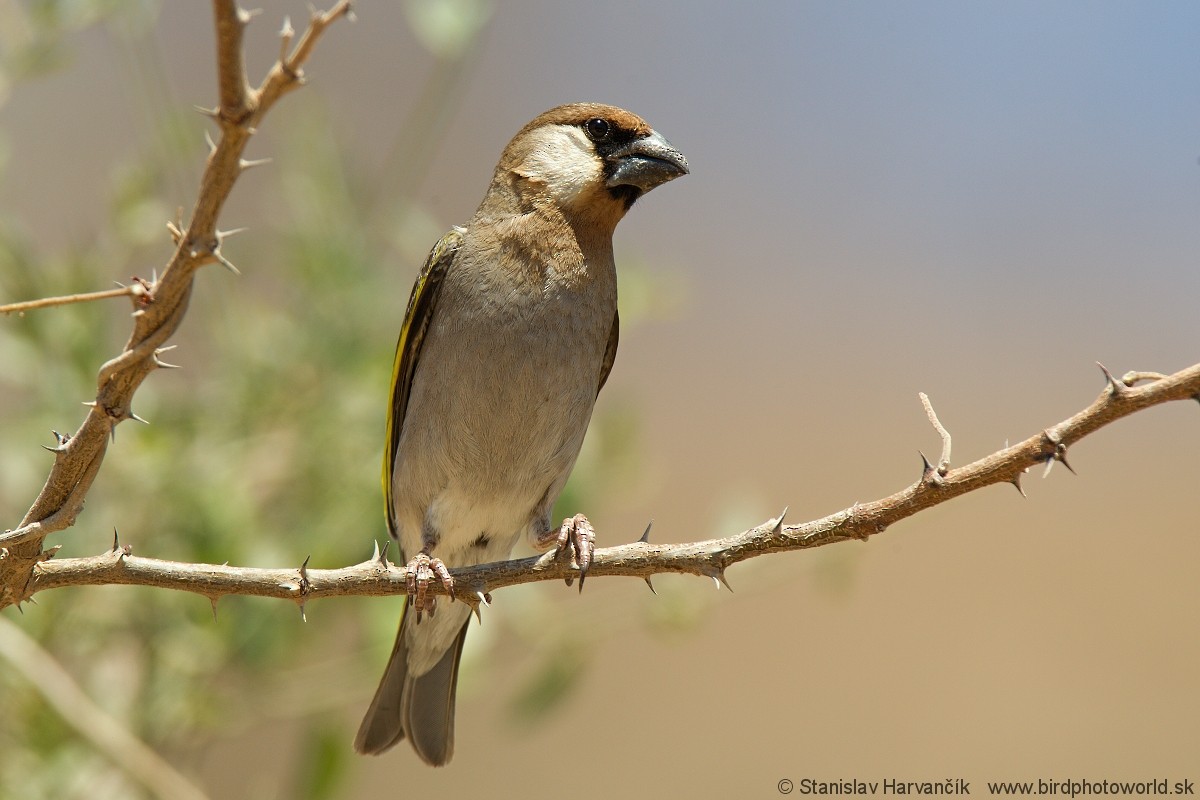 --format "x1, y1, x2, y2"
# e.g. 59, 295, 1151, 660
584, 117, 611, 141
